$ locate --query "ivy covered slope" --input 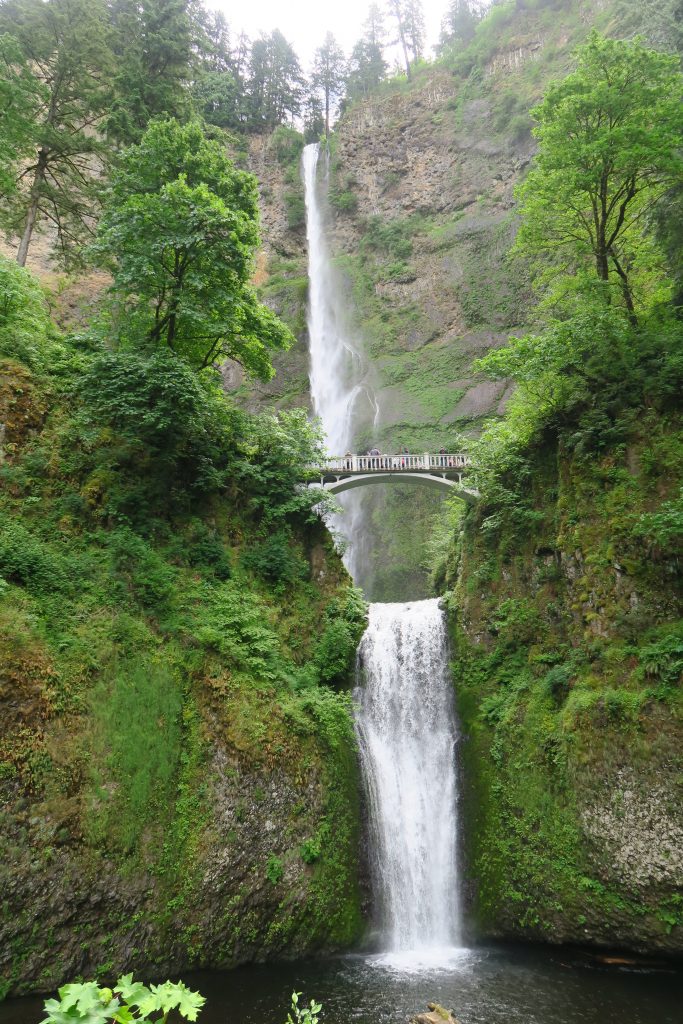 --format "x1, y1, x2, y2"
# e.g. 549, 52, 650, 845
440, 31, 683, 954
0, 124, 367, 999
